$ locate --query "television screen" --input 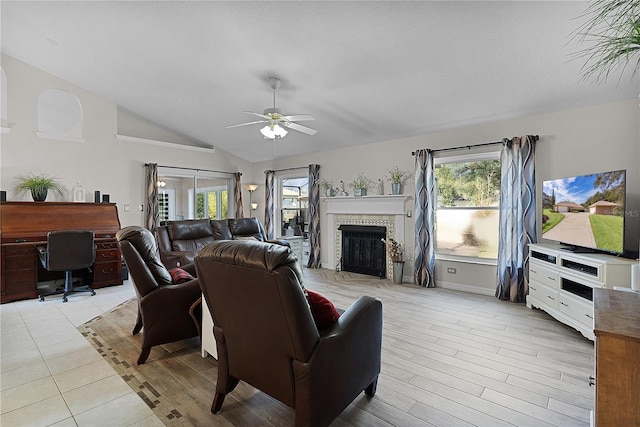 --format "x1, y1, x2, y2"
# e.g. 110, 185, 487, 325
541, 169, 626, 255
